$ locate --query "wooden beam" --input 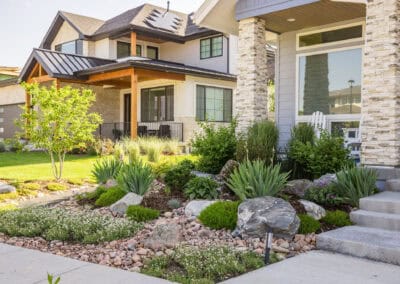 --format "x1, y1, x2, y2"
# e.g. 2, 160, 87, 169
29, 75, 55, 84
136, 69, 185, 82
131, 32, 137, 56
27, 63, 40, 82
130, 70, 138, 139
86, 69, 134, 84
